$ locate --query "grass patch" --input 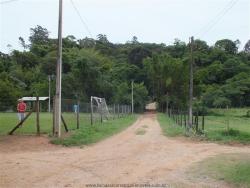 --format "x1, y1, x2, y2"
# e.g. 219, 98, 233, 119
157, 113, 185, 137
157, 108, 250, 144
190, 153, 250, 188
205, 129, 250, 144
0, 112, 90, 135
135, 128, 146, 135
204, 108, 250, 144
142, 125, 148, 128
51, 115, 138, 146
